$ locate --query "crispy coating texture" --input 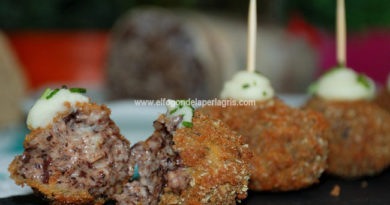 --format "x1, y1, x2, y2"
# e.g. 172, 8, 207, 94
304, 97, 390, 178
158, 111, 252, 205
375, 89, 390, 113
199, 98, 328, 191
9, 102, 131, 205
